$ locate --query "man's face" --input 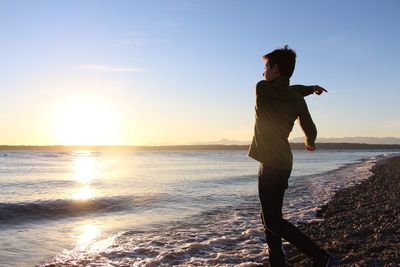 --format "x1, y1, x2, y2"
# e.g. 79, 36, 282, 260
263, 60, 279, 81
